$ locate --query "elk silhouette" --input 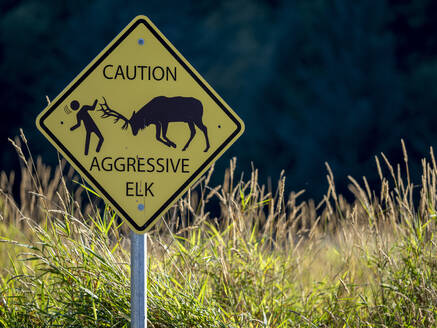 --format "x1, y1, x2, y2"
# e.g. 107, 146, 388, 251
98, 96, 210, 152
